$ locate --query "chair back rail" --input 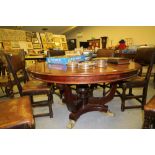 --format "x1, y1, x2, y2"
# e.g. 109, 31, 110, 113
5, 51, 29, 96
